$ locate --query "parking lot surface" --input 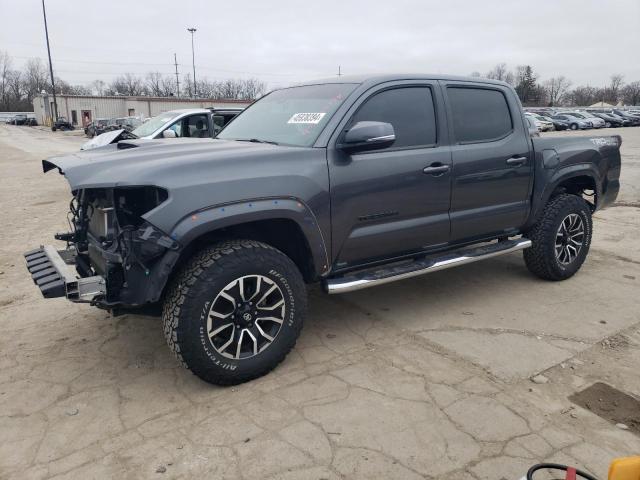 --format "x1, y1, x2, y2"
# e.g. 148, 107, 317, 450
0, 124, 639, 480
